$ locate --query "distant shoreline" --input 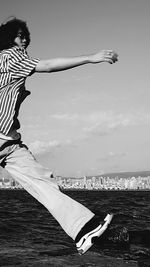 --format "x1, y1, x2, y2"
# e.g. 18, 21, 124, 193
0, 188, 149, 192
